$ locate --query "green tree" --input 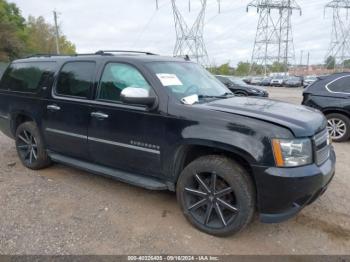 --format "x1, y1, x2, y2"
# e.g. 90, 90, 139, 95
217, 63, 231, 75
26, 16, 76, 55
235, 61, 250, 76
325, 56, 336, 69
269, 62, 285, 73
0, 0, 76, 61
207, 62, 234, 75
343, 59, 350, 69
0, 0, 26, 60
